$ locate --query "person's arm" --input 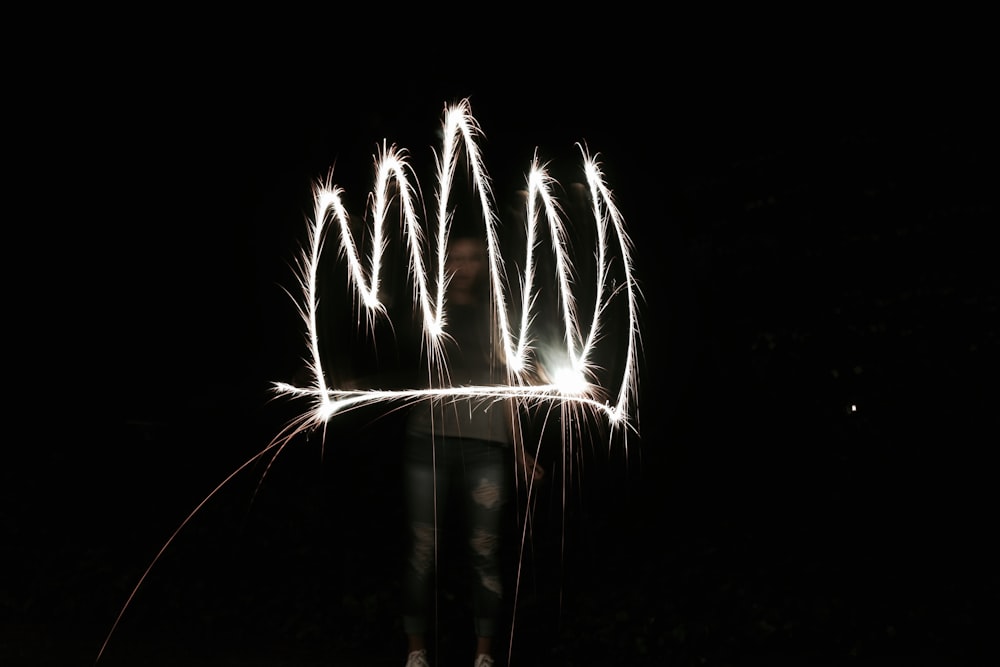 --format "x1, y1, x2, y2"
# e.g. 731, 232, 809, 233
508, 400, 545, 484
